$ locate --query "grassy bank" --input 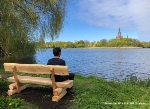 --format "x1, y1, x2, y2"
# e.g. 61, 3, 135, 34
1, 71, 150, 109
0, 78, 38, 109
71, 75, 150, 109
